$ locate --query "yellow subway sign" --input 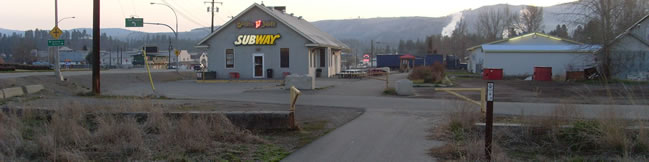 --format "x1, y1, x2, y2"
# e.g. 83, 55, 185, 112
234, 34, 281, 46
